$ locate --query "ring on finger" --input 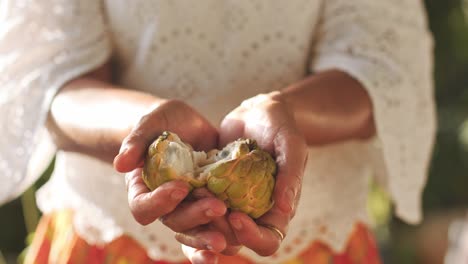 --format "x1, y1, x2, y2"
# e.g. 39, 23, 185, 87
260, 224, 285, 241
